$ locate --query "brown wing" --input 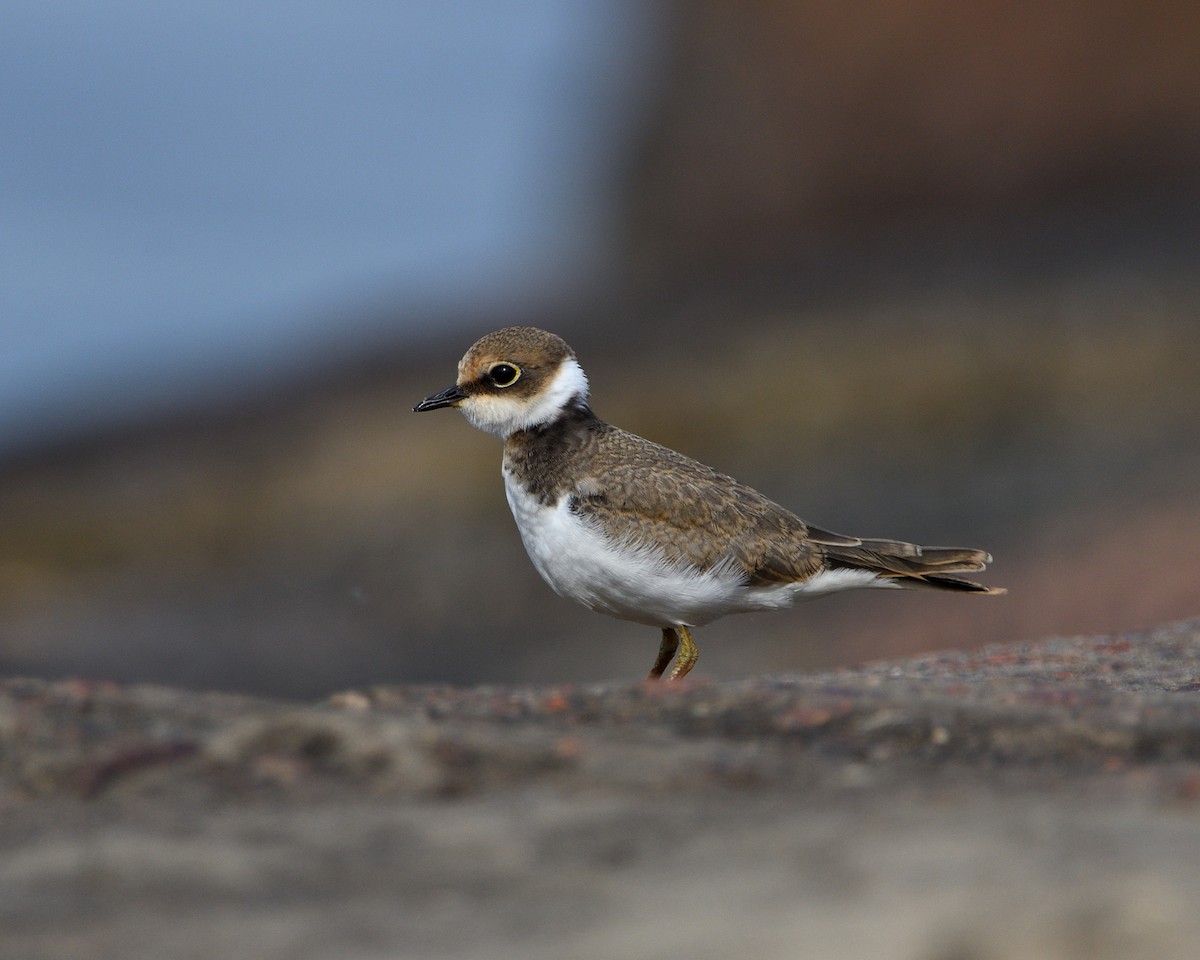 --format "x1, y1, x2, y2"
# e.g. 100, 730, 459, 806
568, 425, 827, 585
505, 411, 1002, 594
